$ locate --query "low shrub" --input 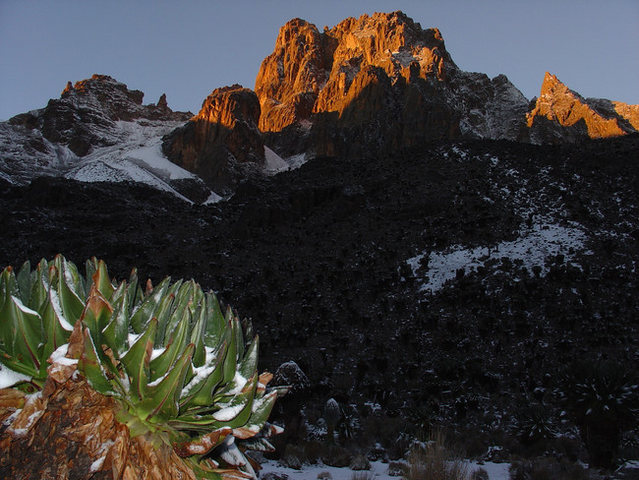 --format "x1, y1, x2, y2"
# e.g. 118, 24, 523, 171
508, 457, 591, 480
